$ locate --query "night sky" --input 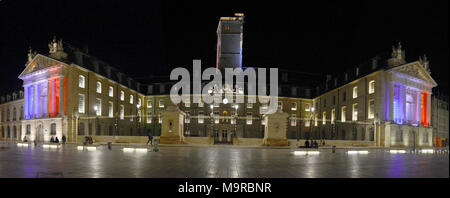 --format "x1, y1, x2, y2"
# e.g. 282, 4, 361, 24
0, 0, 448, 95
